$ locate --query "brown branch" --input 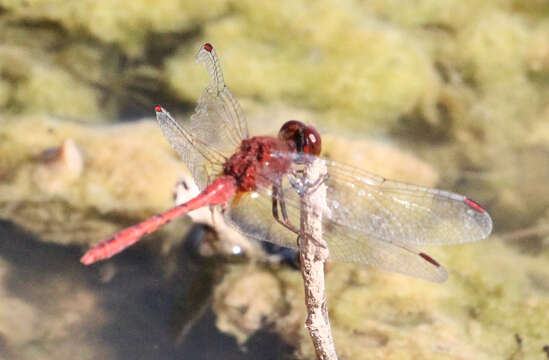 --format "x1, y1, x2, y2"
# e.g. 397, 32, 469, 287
298, 158, 338, 360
